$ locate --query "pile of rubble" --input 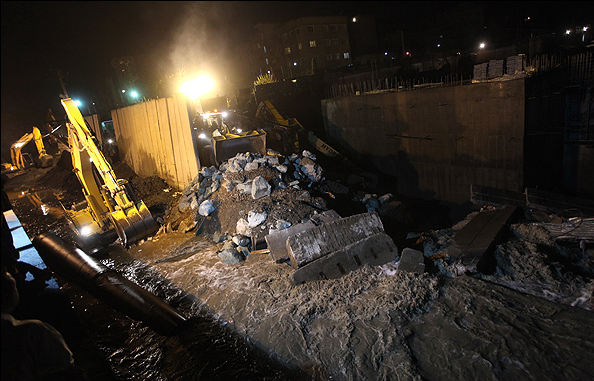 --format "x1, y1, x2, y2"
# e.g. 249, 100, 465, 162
159, 149, 402, 282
